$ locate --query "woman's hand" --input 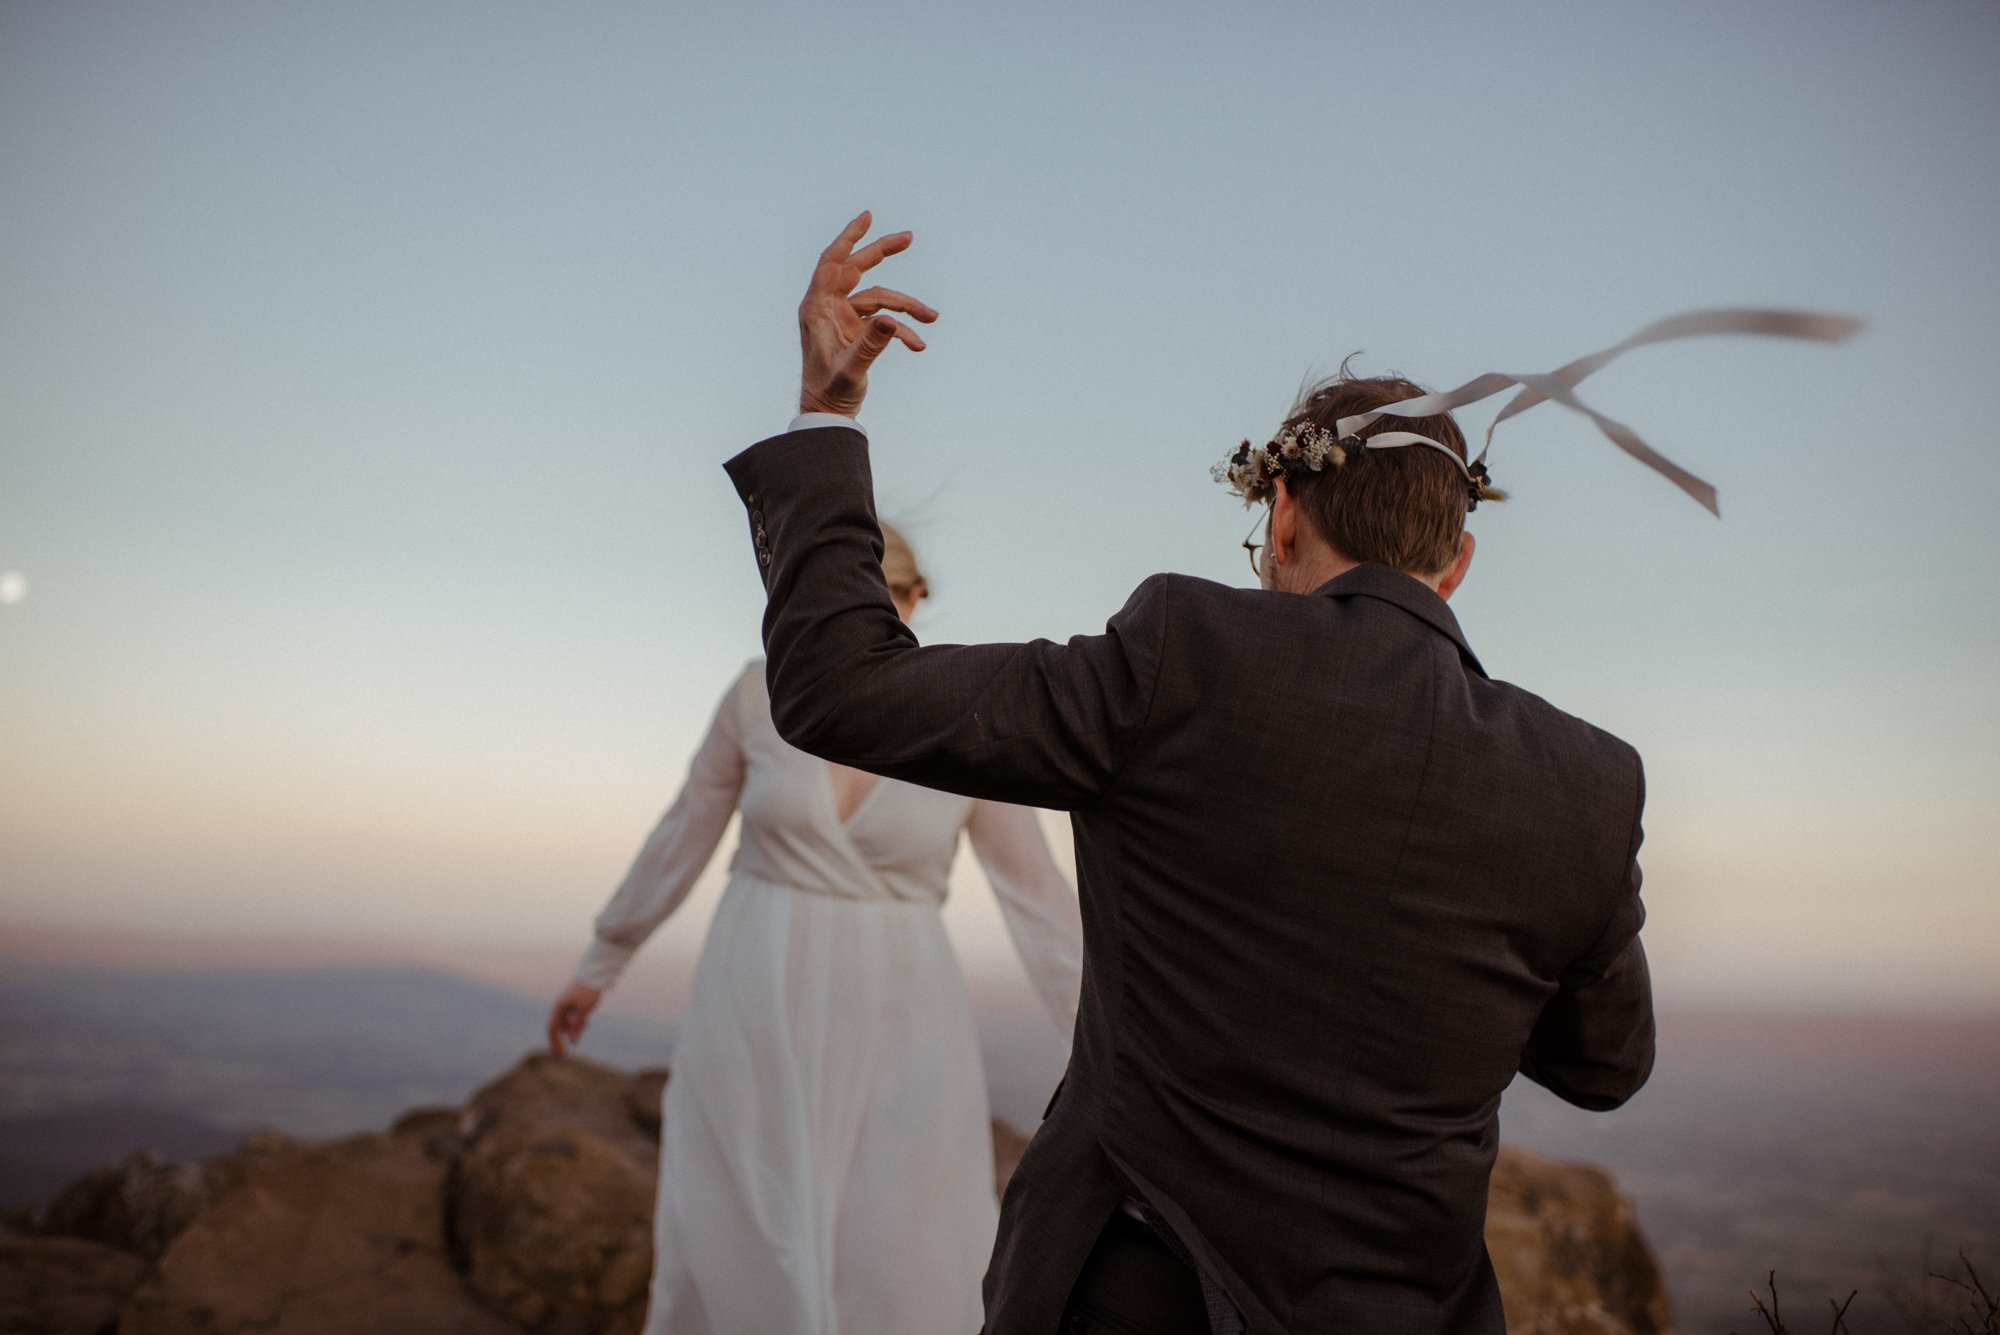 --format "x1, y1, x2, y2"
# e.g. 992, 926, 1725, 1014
797, 211, 937, 418
547, 981, 603, 1058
